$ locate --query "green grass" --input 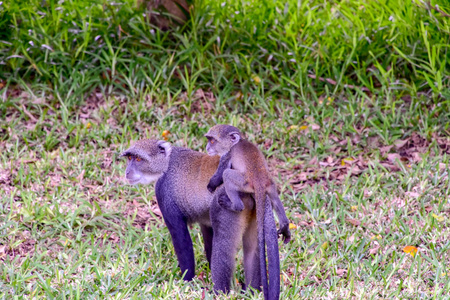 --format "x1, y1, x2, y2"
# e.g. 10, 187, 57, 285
1, 0, 450, 298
